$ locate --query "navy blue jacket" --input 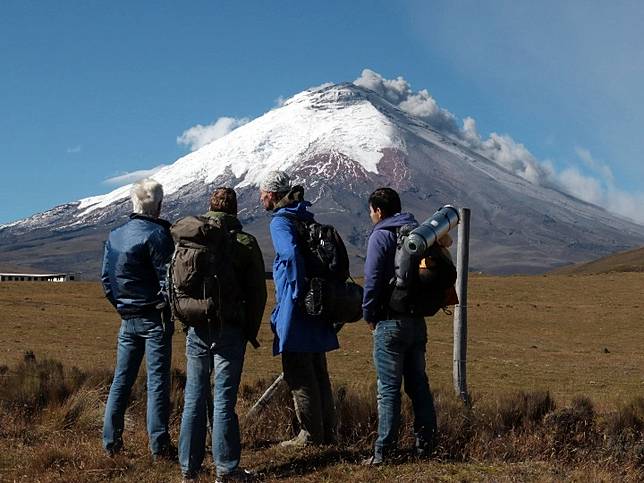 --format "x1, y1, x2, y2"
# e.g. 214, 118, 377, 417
270, 201, 340, 355
101, 213, 174, 318
362, 212, 418, 323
